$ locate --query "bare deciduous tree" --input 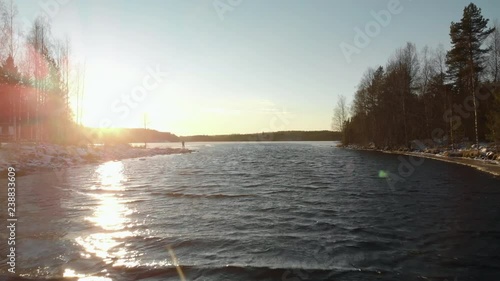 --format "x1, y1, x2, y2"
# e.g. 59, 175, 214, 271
332, 94, 348, 133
